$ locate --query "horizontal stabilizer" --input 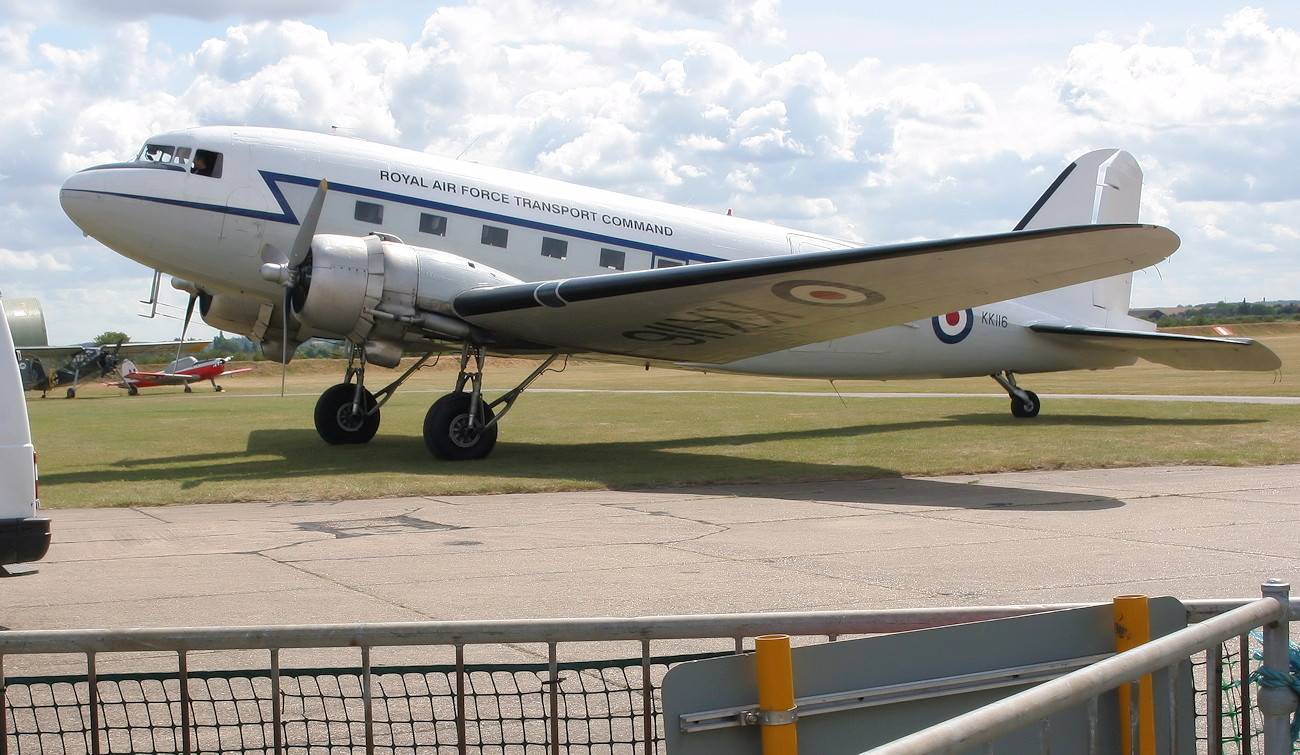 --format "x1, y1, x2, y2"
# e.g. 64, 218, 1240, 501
454, 224, 1179, 363
1030, 324, 1281, 371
